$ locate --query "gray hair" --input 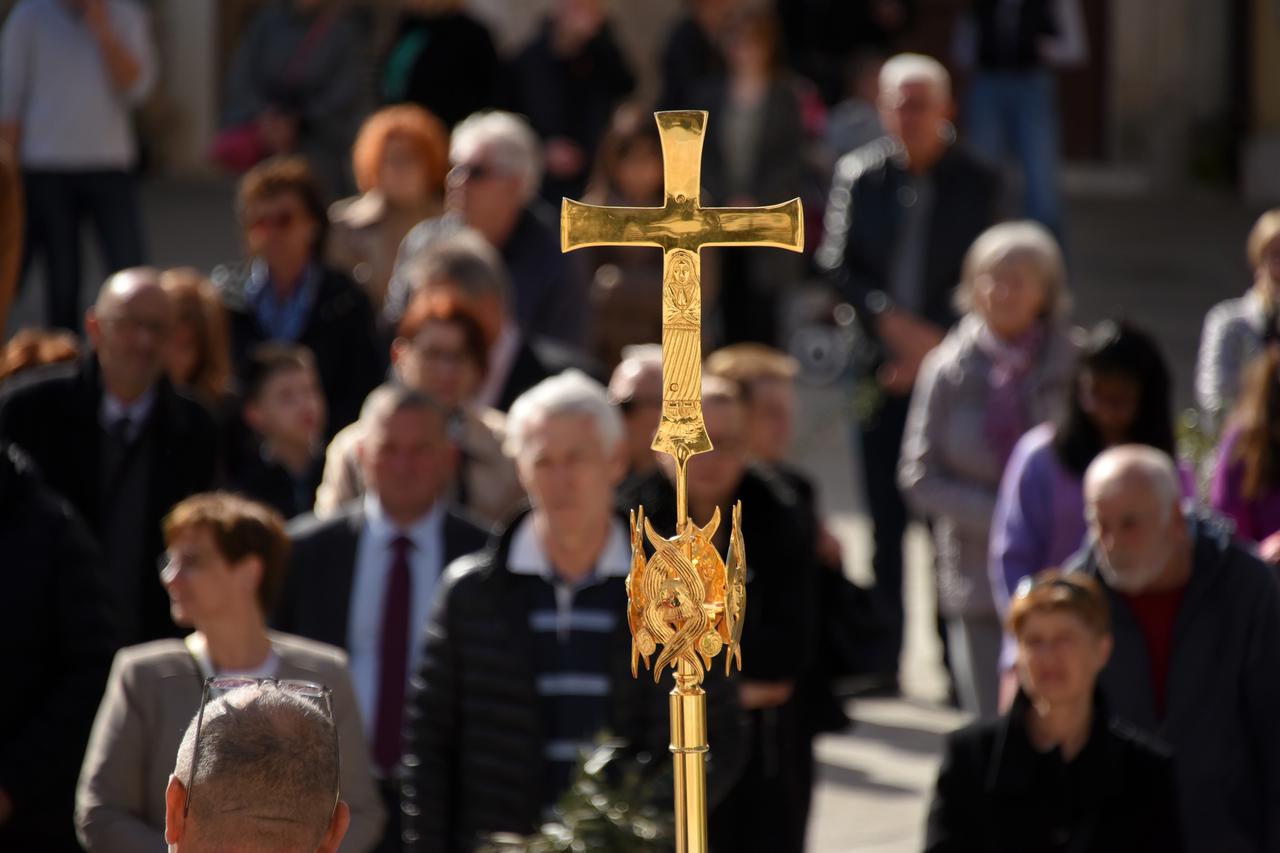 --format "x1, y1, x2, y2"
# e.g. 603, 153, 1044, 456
359, 383, 452, 440
172, 684, 338, 851
1084, 445, 1182, 524
398, 226, 511, 307
451, 111, 543, 202
607, 344, 663, 405
954, 220, 1071, 319
879, 53, 951, 100
505, 370, 624, 458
